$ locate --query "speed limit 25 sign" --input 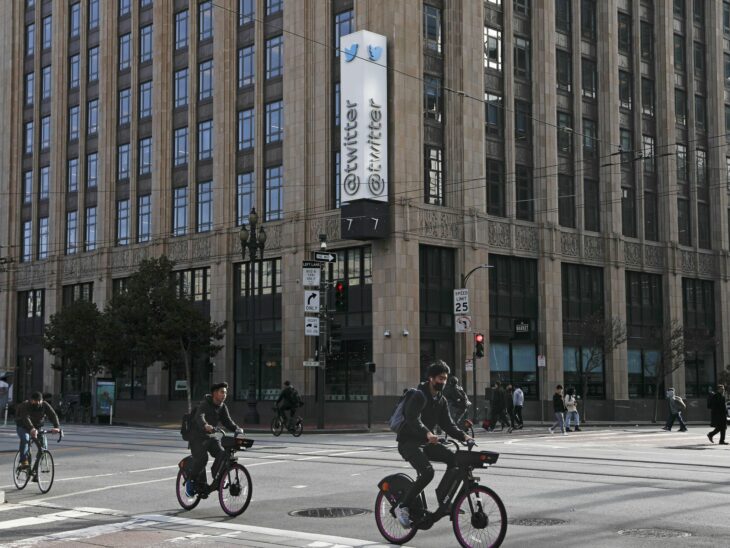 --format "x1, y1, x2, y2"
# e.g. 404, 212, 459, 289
453, 289, 470, 315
